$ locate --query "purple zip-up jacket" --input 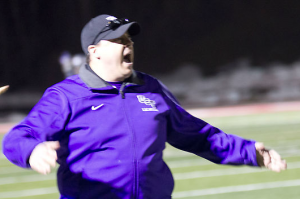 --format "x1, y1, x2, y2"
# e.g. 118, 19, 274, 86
3, 65, 258, 199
